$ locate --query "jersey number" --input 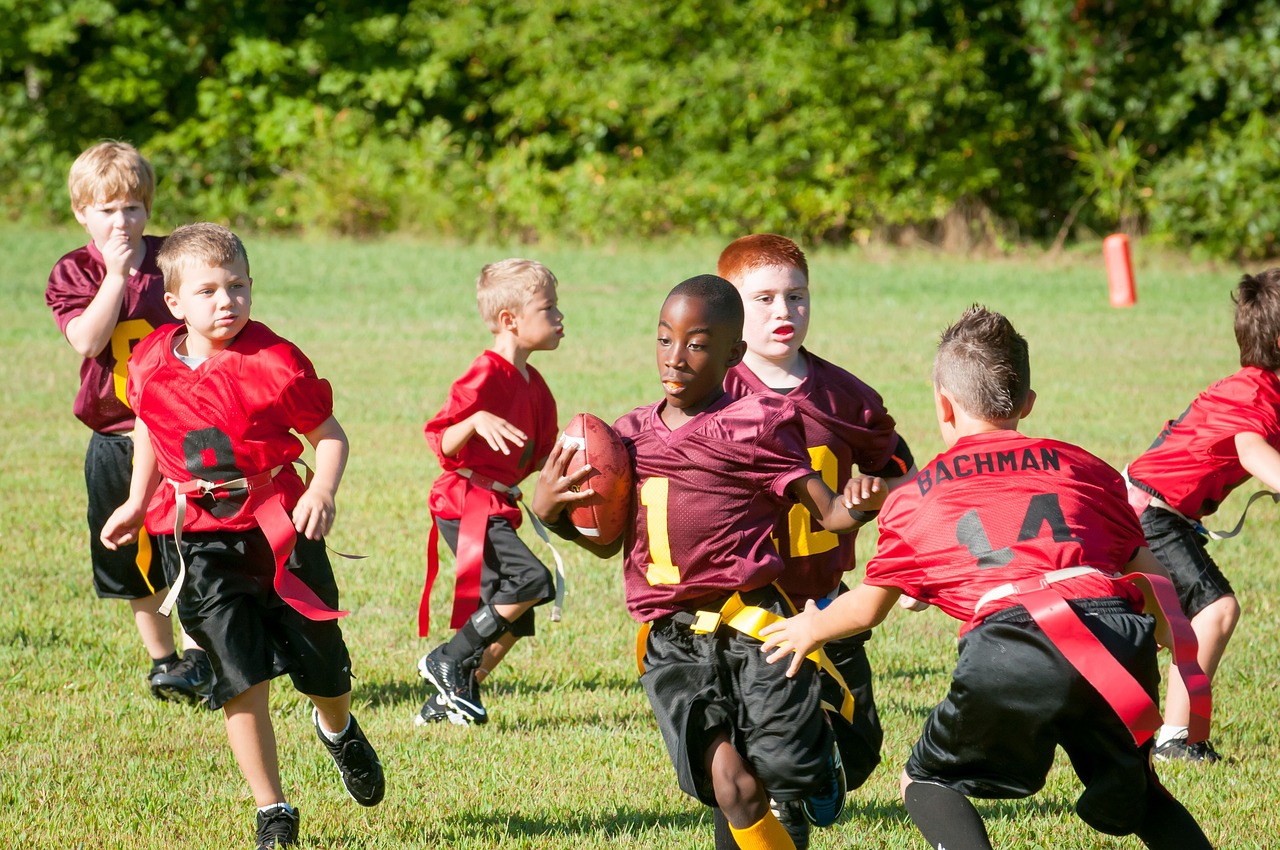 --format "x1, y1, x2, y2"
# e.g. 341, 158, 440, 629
955, 493, 1083, 568
780, 445, 839, 558
640, 477, 680, 585
183, 427, 245, 518
109, 318, 155, 406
